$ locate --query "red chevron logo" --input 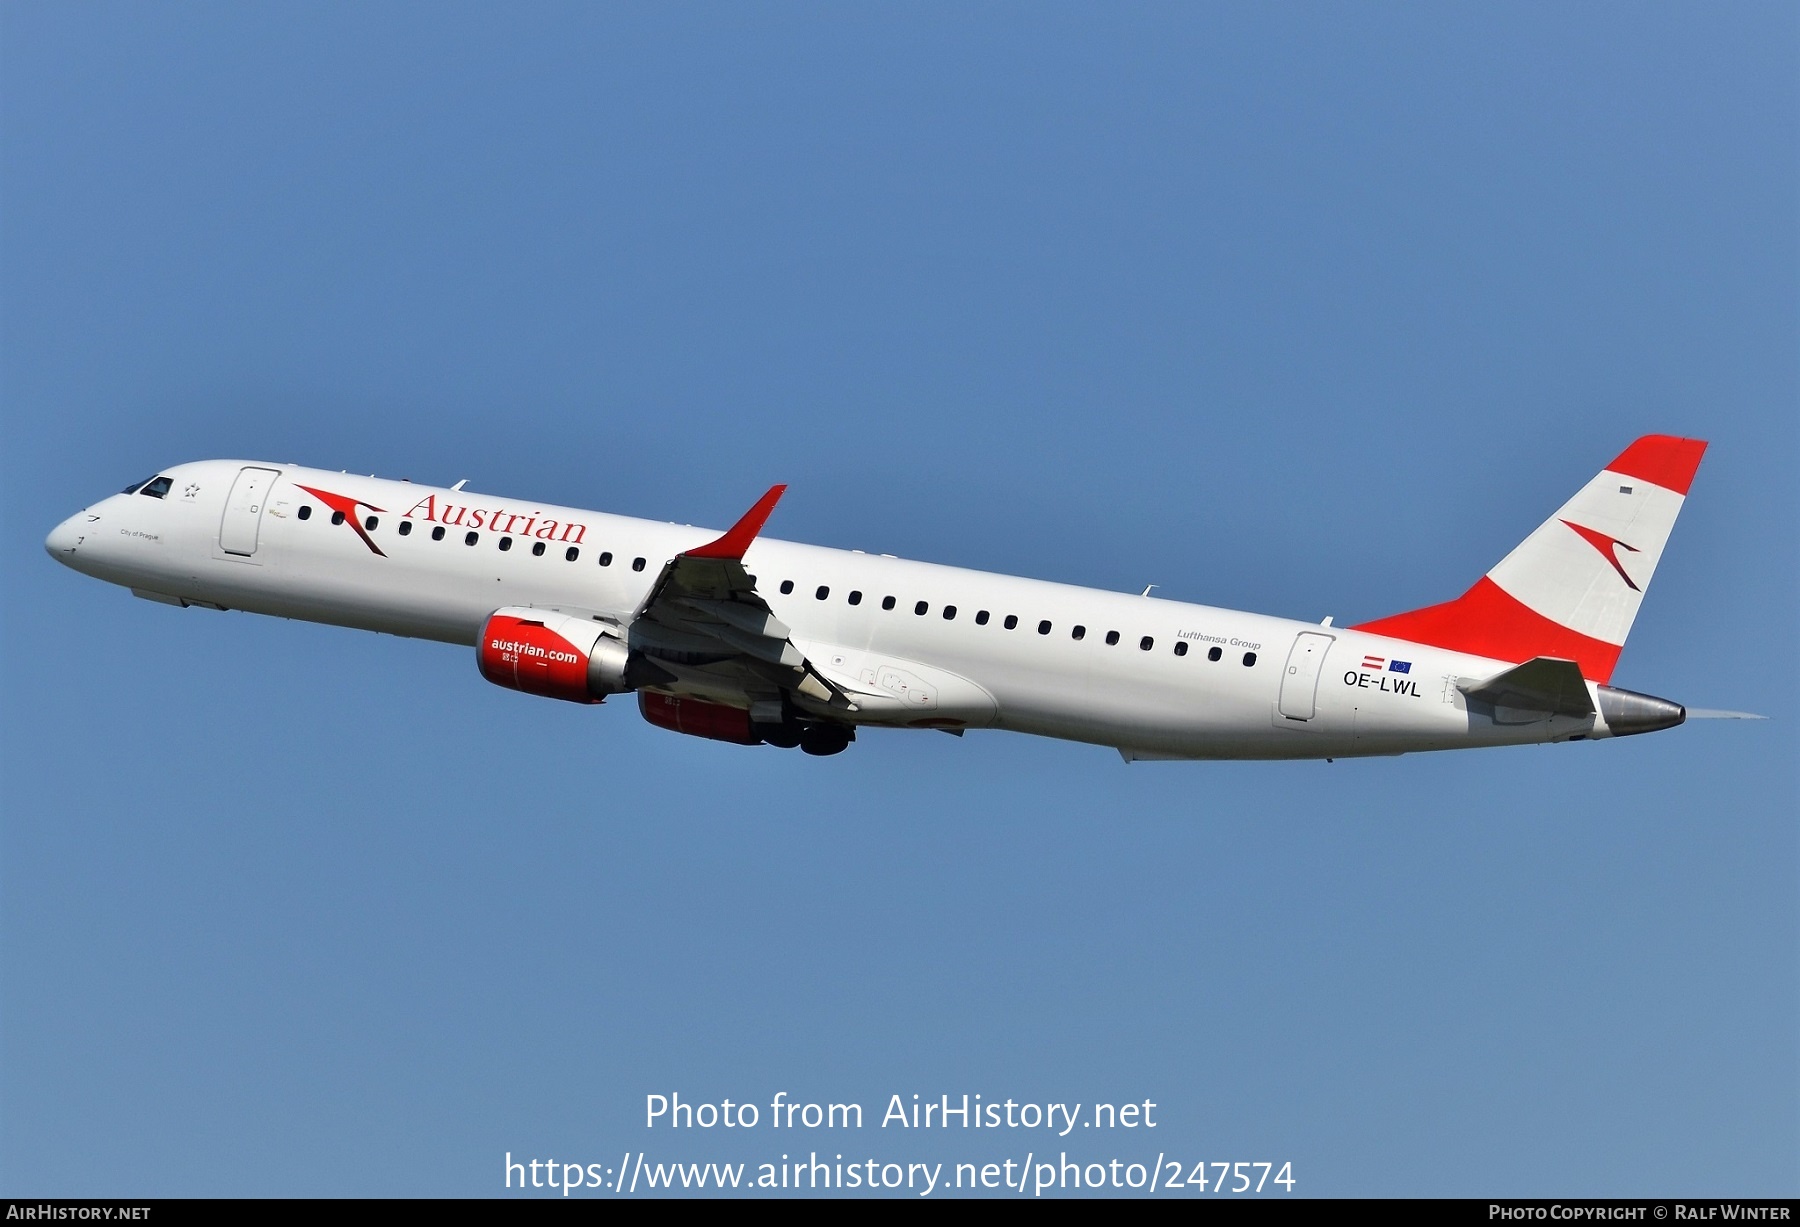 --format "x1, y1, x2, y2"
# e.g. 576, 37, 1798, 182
1561, 519, 1640, 591
296, 484, 388, 556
